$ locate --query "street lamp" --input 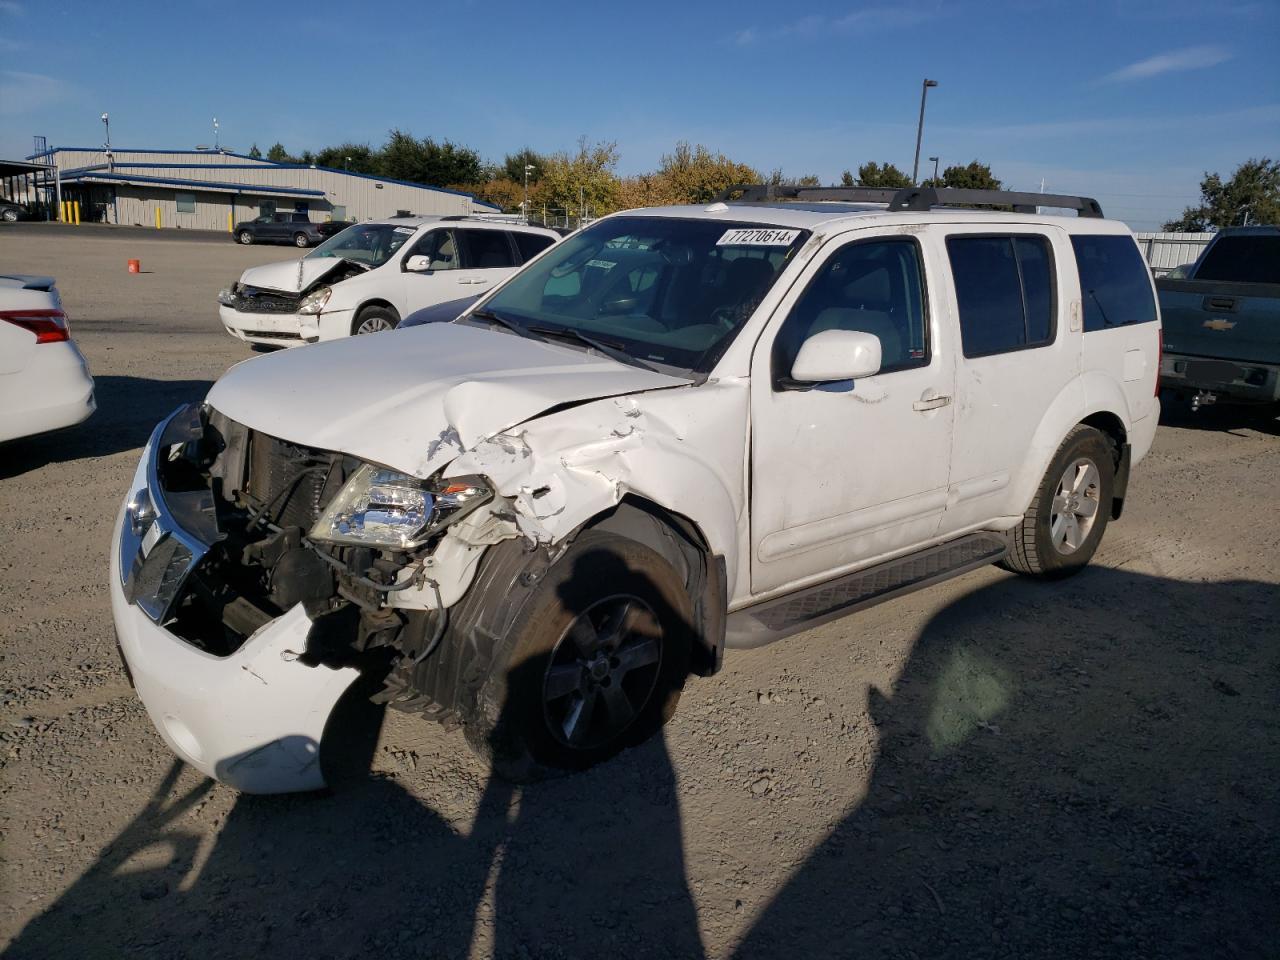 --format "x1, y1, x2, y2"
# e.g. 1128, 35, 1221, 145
928, 156, 940, 184
101, 112, 110, 151
911, 79, 938, 186
523, 163, 536, 224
